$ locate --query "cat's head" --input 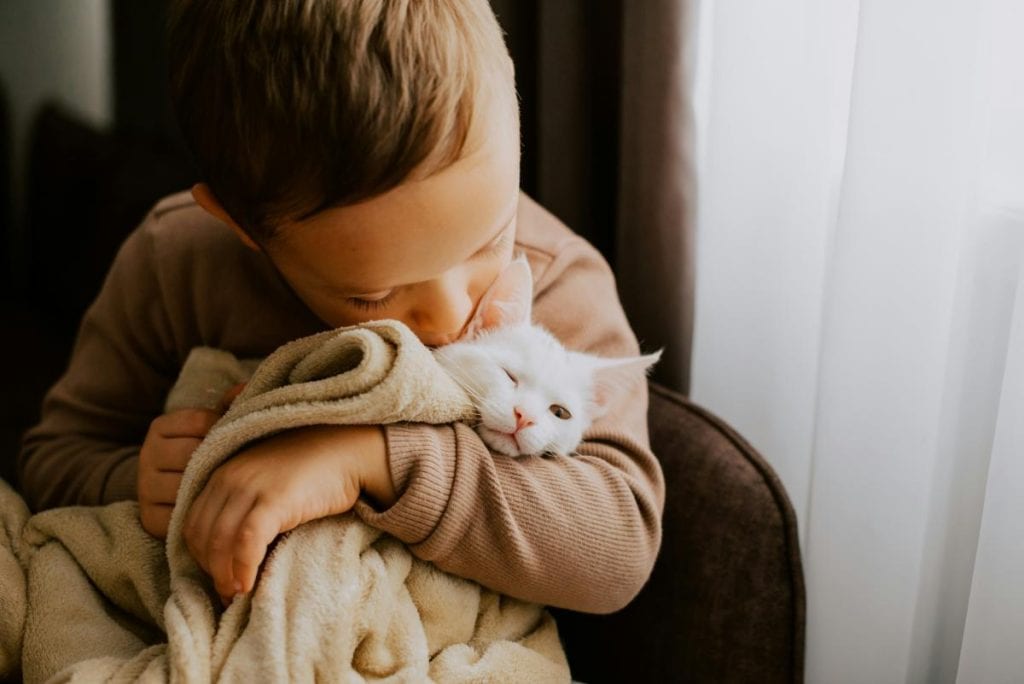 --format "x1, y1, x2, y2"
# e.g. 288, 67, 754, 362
434, 256, 661, 457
